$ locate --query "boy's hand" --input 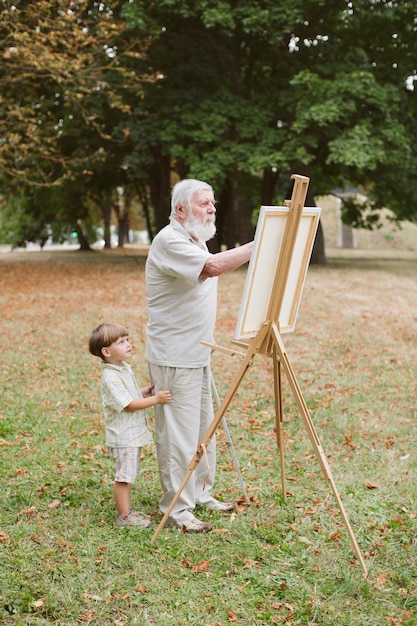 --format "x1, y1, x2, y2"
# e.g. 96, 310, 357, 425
156, 390, 171, 404
142, 385, 154, 397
